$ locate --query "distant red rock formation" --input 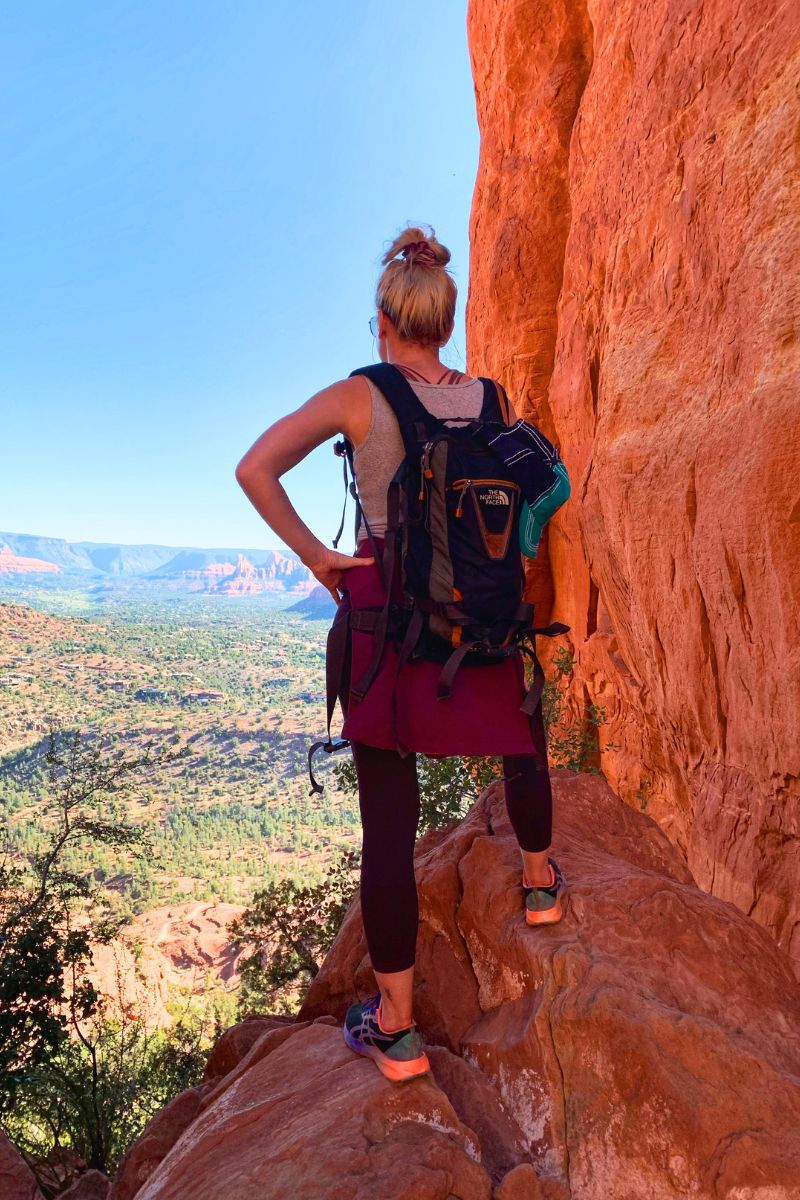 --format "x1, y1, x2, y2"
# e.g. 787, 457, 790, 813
81, 902, 247, 1028
213, 552, 313, 595
467, 0, 800, 976
0, 543, 60, 574
162, 552, 314, 595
